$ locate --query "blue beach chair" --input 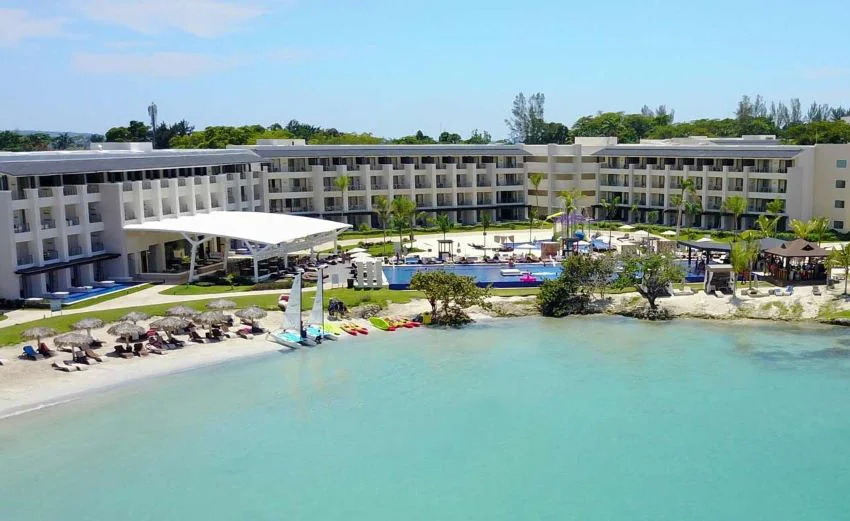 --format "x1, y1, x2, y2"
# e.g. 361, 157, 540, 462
22, 345, 38, 360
